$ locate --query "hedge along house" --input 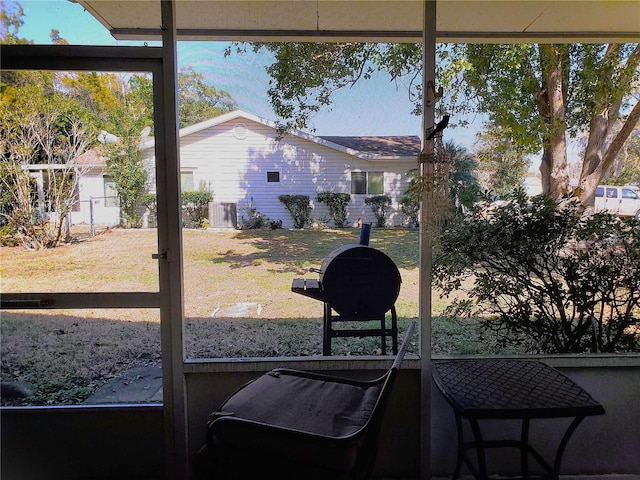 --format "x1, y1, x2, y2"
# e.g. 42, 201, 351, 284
1, 2, 639, 480
141, 109, 420, 228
